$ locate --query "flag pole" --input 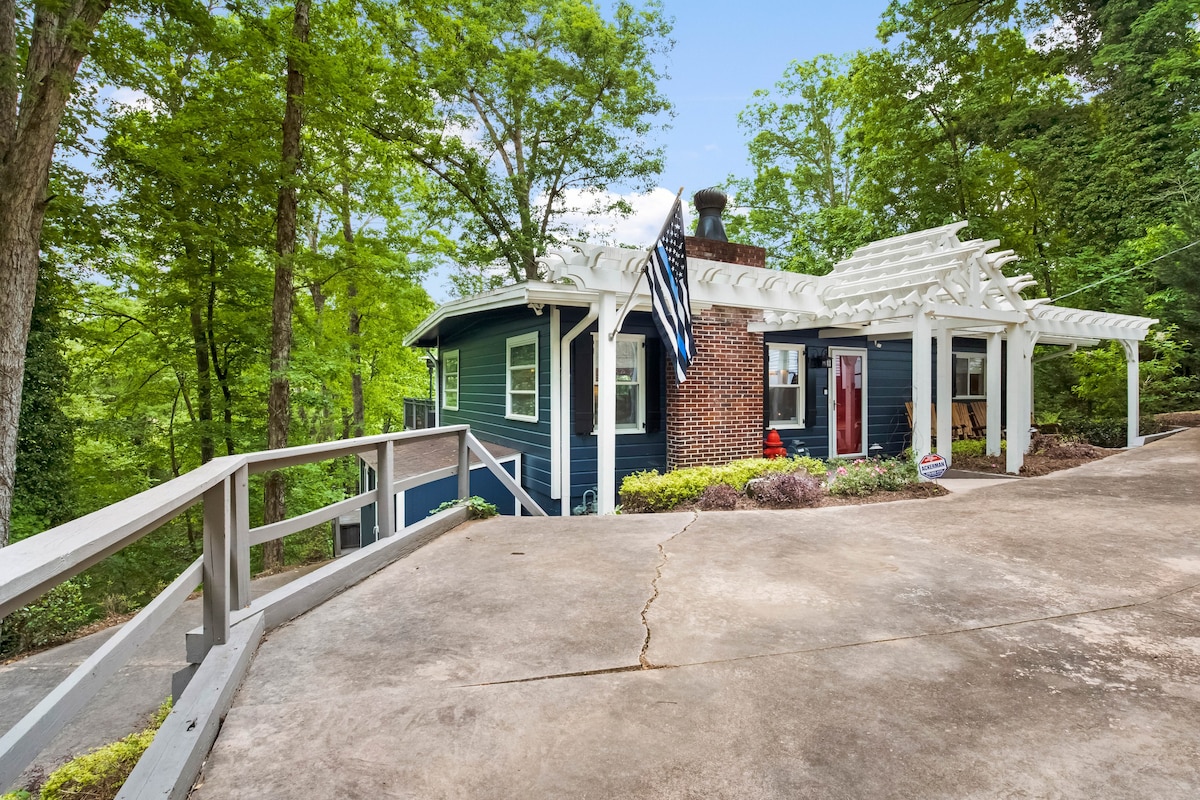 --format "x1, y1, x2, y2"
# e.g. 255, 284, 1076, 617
609, 187, 685, 341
